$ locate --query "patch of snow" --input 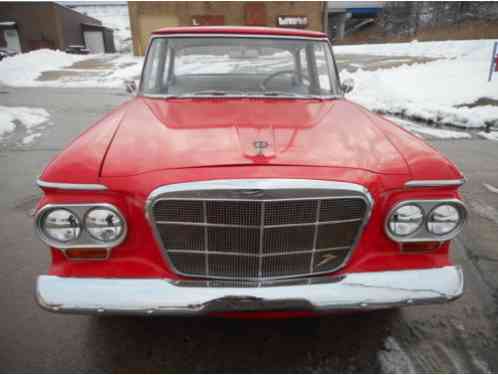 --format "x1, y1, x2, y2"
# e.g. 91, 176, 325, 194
378, 336, 416, 374
0, 49, 143, 89
334, 39, 495, 59
469, 200, 498, 225
0, 106, 51, 143
73, 5, 131, 53
469, 353, 492, 374
22, 133, 42, 145
101, 54, 143, 85
0, 49, 91, 87
483, 183, 498, 194
385, 116, 472, 139
478, 131, 498, 141
341, 40, 498, 128
0, 112, 16, 138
